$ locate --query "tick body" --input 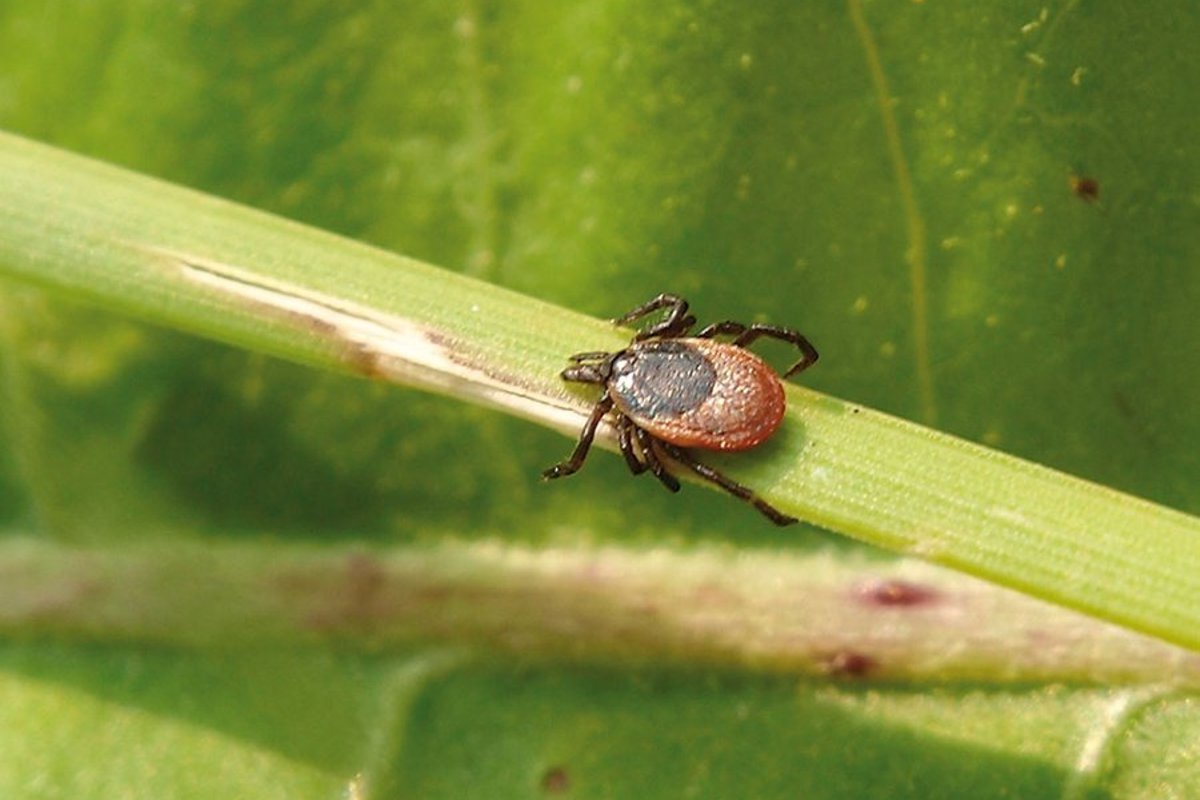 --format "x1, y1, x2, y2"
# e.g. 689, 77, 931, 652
543, 293, 818, 526
610, 338, 785, 451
